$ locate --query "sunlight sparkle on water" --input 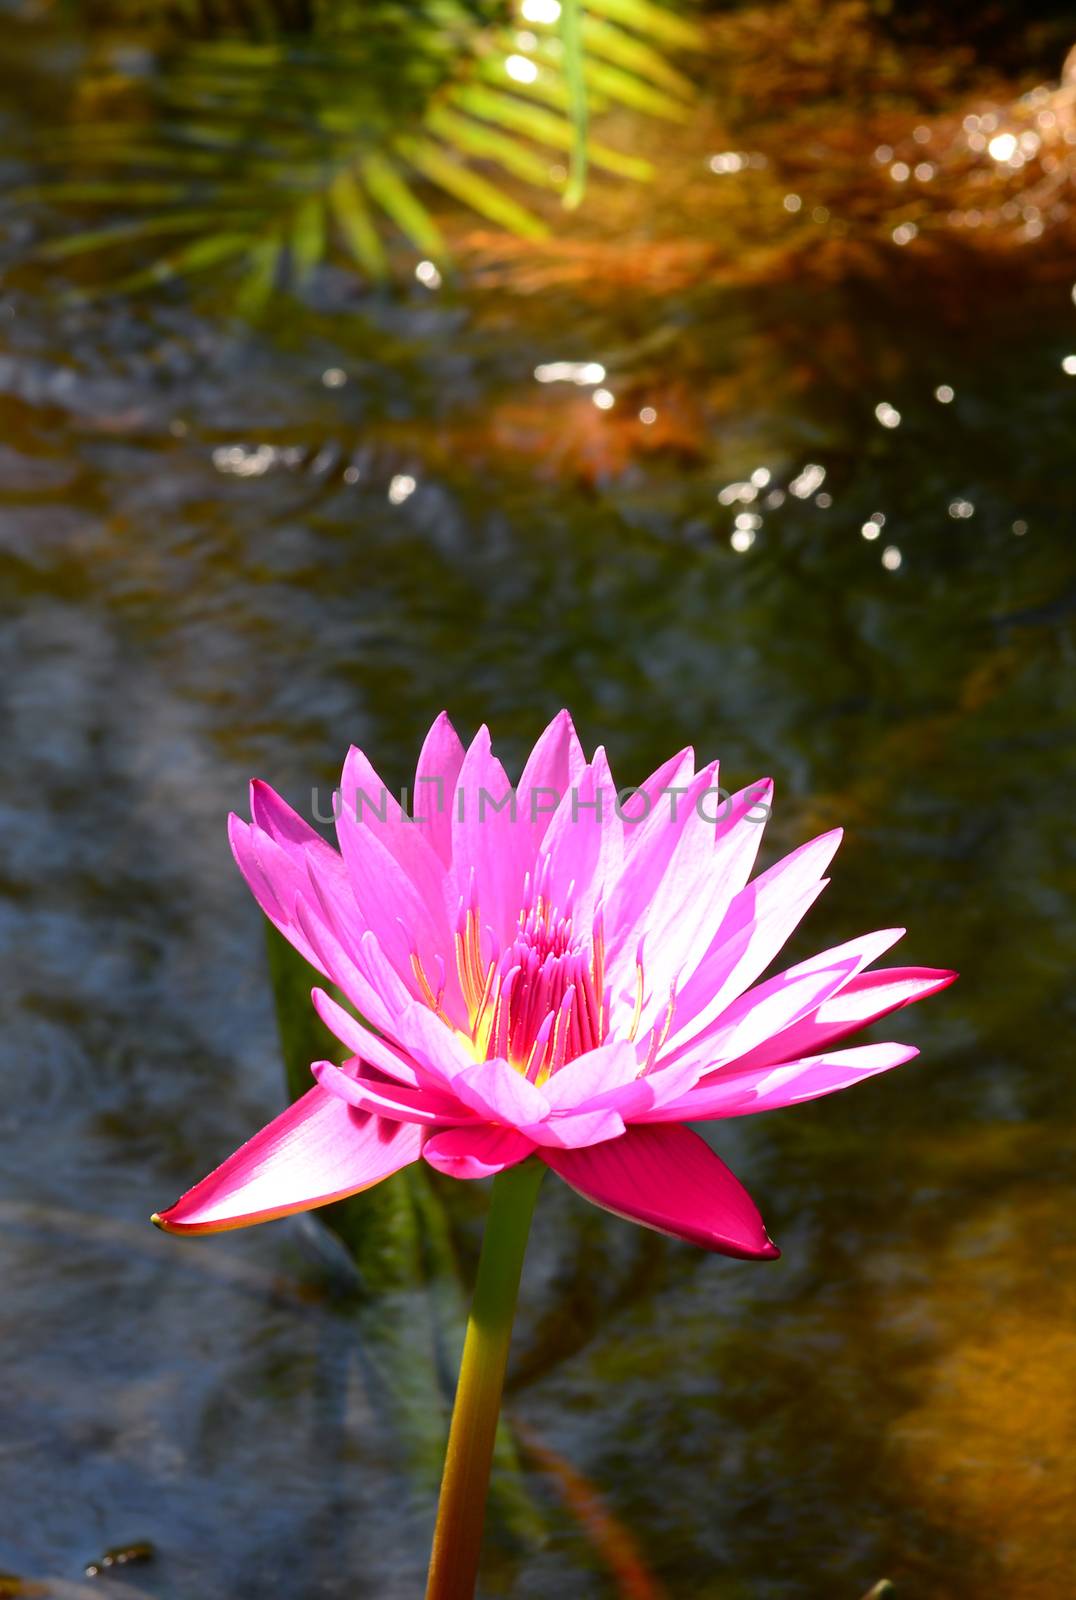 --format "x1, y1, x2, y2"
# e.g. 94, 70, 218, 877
988, 133, 1018, 163
415, 260, 442, 289
875, 402, 902, 427
751, 467, 771, 487
709, 152, 746, 174
730, 527, 756, 552
505, 54, 538, 84
789, 464, 825, 498
592, 388, 615, 410
639, 406, 657, 425
212, 443, 275, 477
521, 0, 560, 20
718, 481, 758, 505
1062, 355, 1076, 375
388, 474, 416, 504
935, 384, 955, 403
783, 194, 802, 212
882, 545, 902, 570
534, 361, 605, 385
949, 499, 975, 519
321, 367, 346, 388
861, 522, 881, 541
1013, 520, 1029, 535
